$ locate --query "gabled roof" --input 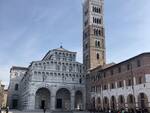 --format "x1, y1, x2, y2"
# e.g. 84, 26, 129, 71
53, 46, 76, 53
42, 46, 76, 61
